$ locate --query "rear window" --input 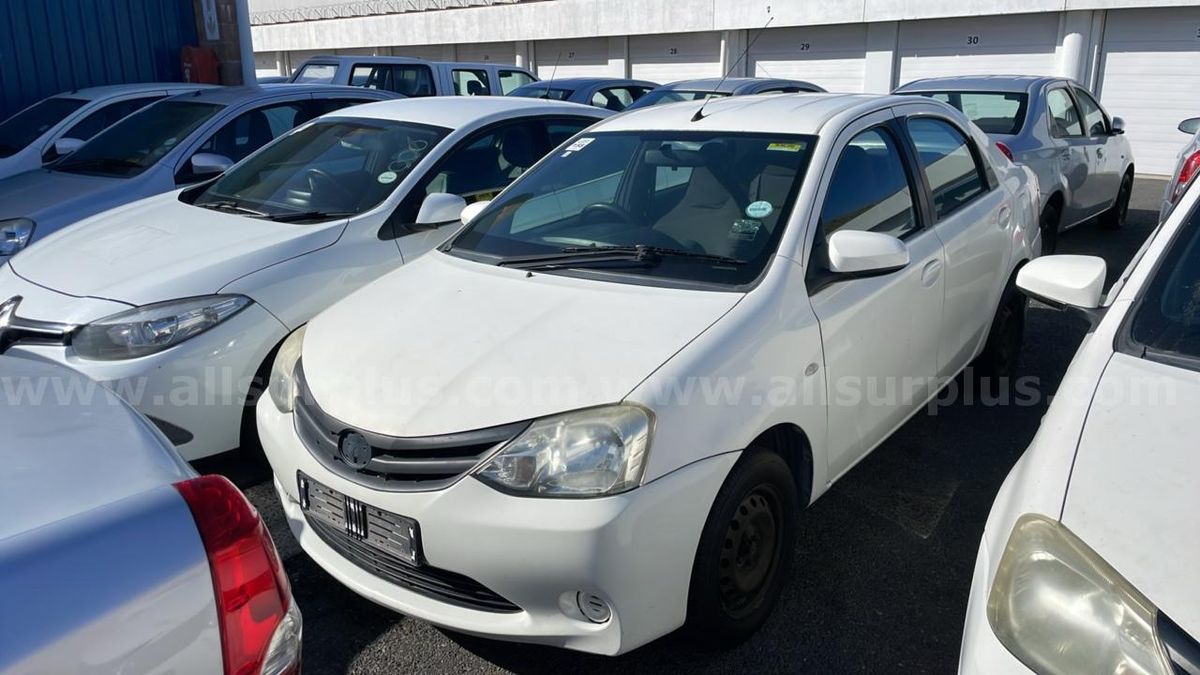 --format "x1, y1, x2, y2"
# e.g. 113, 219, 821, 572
918, 91, 1029, 136
1123, 205, 1200, 371
511, 86, 572, 101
